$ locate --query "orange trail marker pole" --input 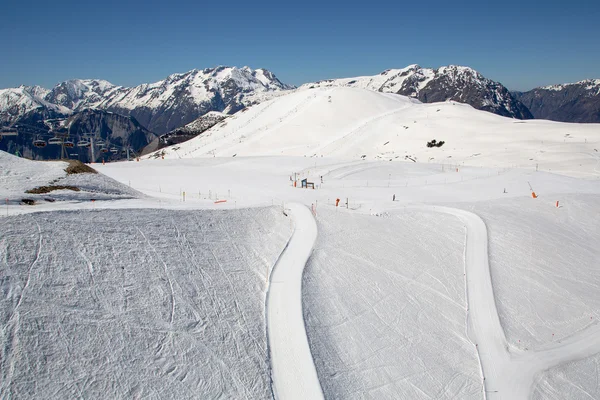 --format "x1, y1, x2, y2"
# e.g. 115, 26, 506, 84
556, 201, 559, 208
